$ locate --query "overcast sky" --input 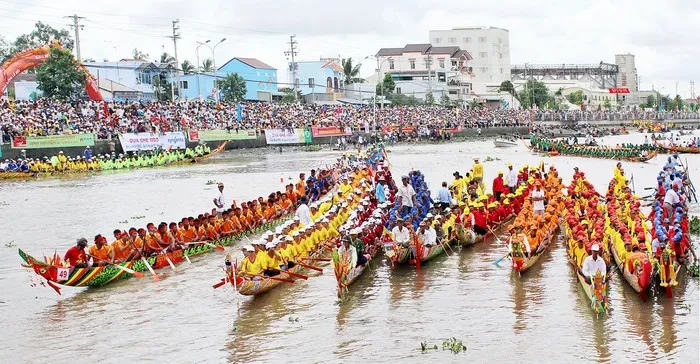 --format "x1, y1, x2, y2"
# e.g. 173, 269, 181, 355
0, 0, 697, 97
